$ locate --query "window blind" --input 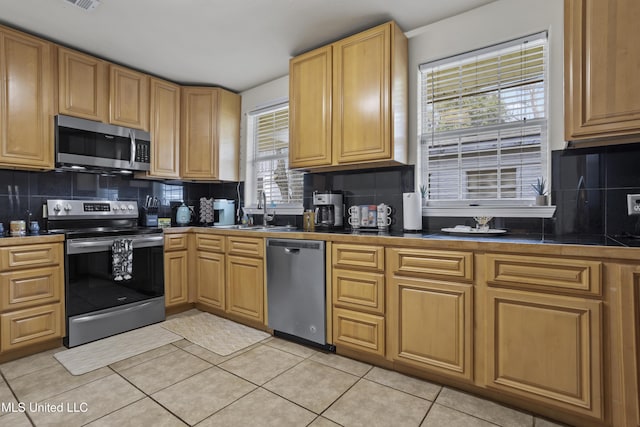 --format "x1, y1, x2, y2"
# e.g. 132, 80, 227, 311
252, 105, 304, 205
419, 32, 547, 203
